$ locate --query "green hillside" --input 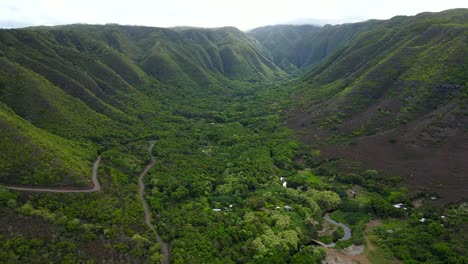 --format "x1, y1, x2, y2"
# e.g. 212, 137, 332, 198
61, 24, 285, 84
250, 21, 380, 73
0, 102, 95, 186
287, 8, 468, 202
0, 24, 285, 185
